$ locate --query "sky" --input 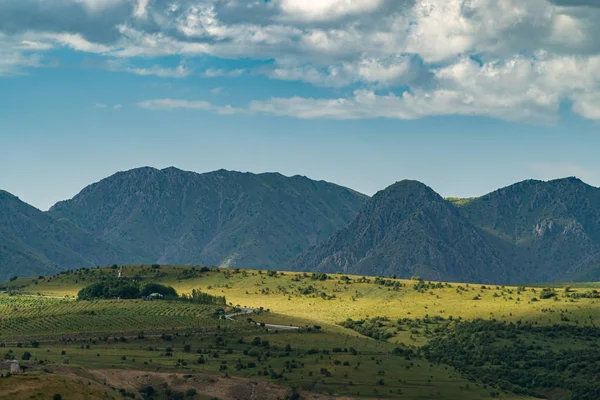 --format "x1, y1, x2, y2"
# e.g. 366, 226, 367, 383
1, 0, 600, 211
